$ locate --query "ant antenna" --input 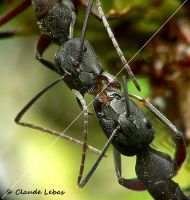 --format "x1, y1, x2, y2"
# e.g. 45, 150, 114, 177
122, 75, 131, 117
96, 0, 141, 92
78, 0, 93, 63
